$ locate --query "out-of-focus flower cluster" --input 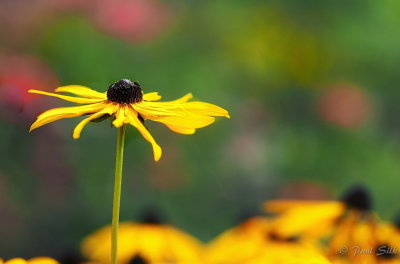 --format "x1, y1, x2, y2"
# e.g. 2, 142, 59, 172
80, 185, 400, 264
5, 185, 397, 264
